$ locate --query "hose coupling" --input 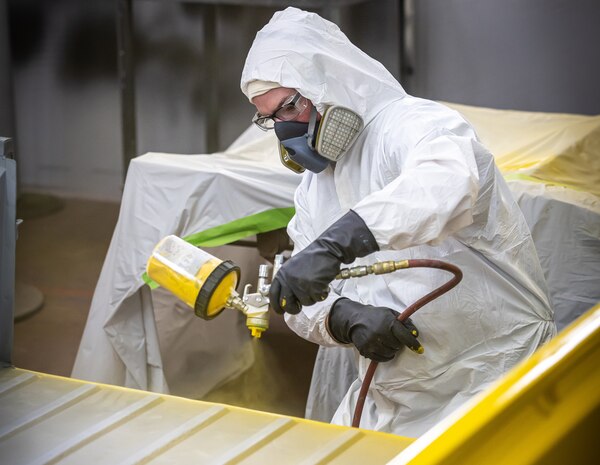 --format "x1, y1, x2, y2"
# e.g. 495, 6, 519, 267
371, 260, 409, 275
336, 265, 369, 279
336, 260, 409, 280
